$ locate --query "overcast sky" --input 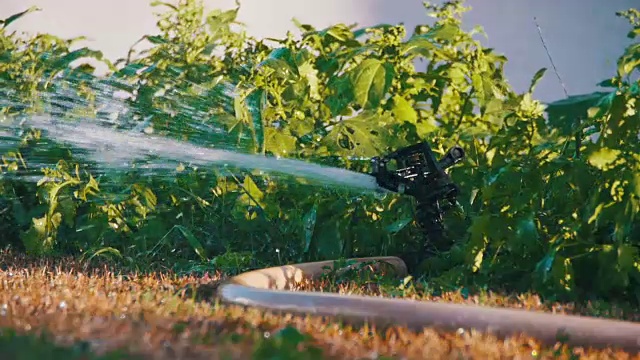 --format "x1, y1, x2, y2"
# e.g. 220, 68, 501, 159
1, 0, 636, 102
